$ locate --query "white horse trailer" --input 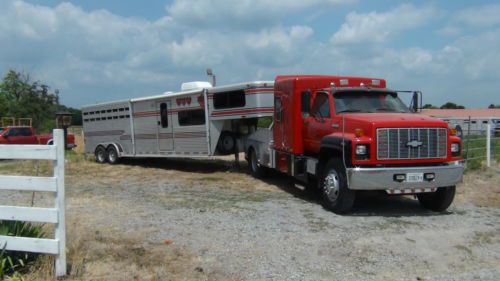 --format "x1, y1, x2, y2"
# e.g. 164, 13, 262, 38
82, 81, 274, 163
